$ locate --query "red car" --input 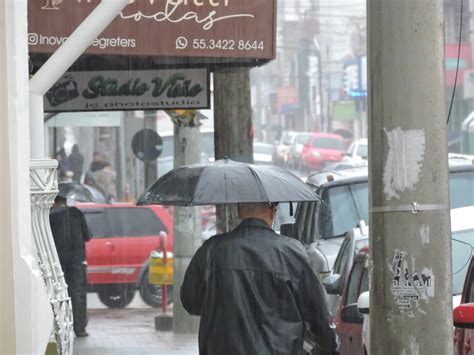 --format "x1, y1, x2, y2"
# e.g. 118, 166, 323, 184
454, 256, 474, 354
334, 247, 368, 355
301, 132, 345, 171
77, 203, 173, 309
